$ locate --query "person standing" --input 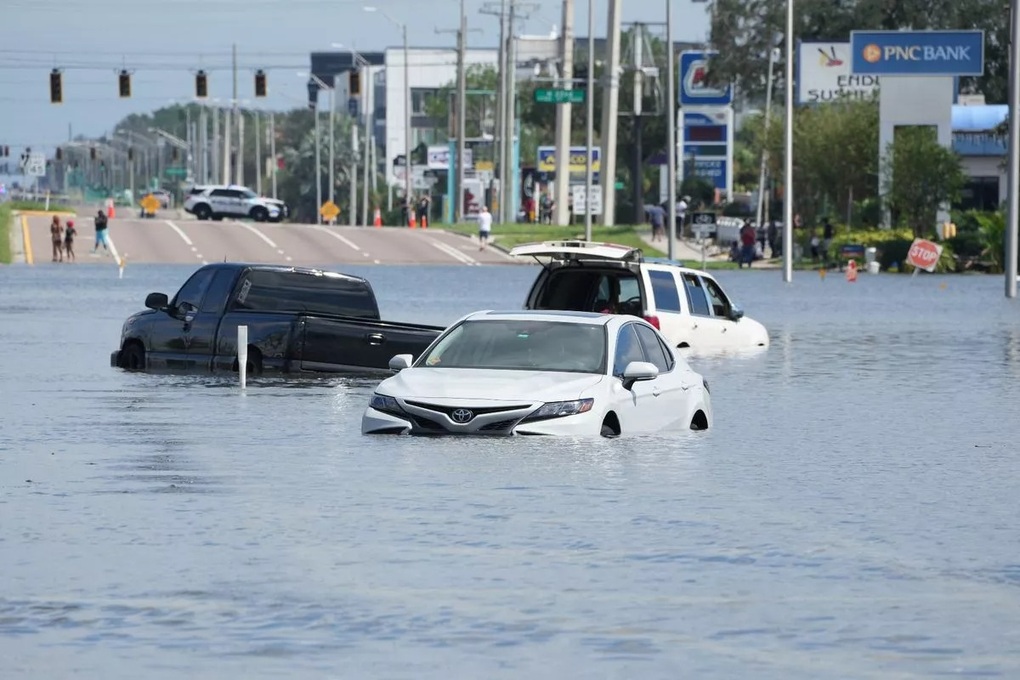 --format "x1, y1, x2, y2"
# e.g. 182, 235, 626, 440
648, 204, 666, 242
416, 193, 431, 229
767, 219, 779, 258
477, 204, 493, 250
93, 209, 110, 254
50, 215, 63, 262
738, 220, 757, 268
64, 219, 77, 262
675, 195, 689, 237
